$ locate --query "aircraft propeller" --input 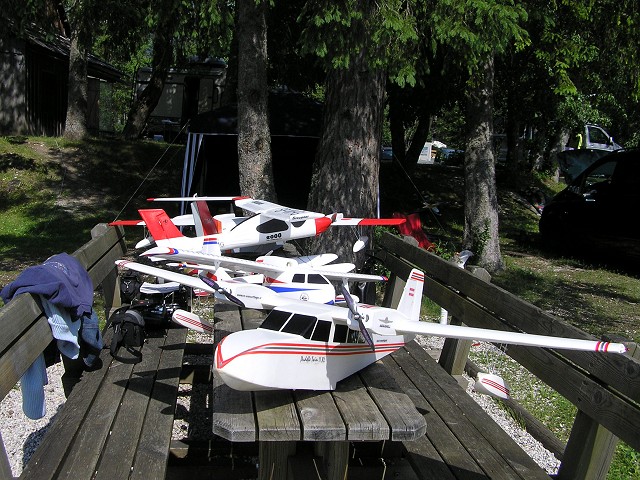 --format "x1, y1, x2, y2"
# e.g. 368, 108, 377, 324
199, 274, 246, 308
340, 284, 375, 351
